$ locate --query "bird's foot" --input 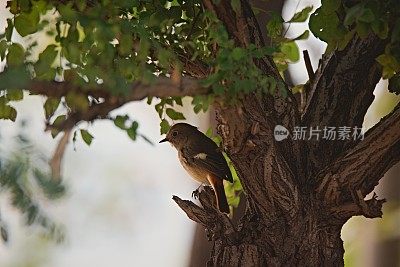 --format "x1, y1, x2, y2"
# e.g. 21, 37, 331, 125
192, 184, 204, 199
